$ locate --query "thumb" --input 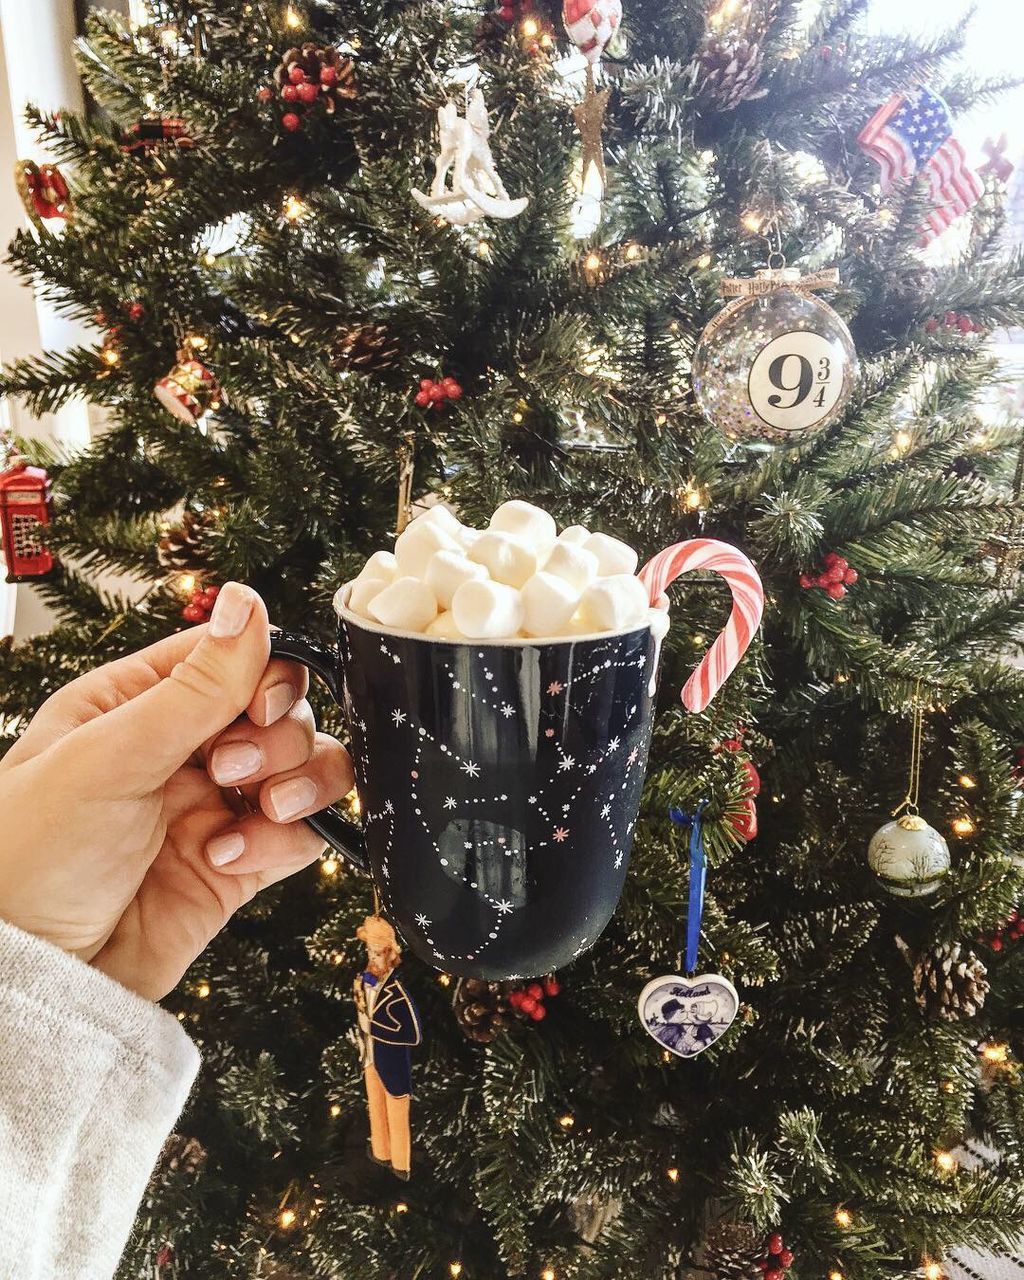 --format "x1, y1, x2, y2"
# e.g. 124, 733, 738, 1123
66, 583, 272, 794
